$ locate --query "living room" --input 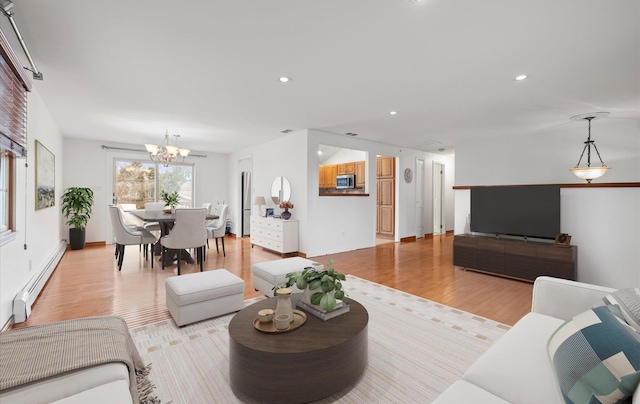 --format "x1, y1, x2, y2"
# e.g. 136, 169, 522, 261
1, 1, 639, 402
